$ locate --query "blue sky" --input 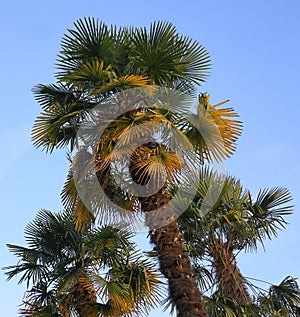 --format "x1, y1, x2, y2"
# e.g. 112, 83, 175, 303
1, 1, 300, 316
